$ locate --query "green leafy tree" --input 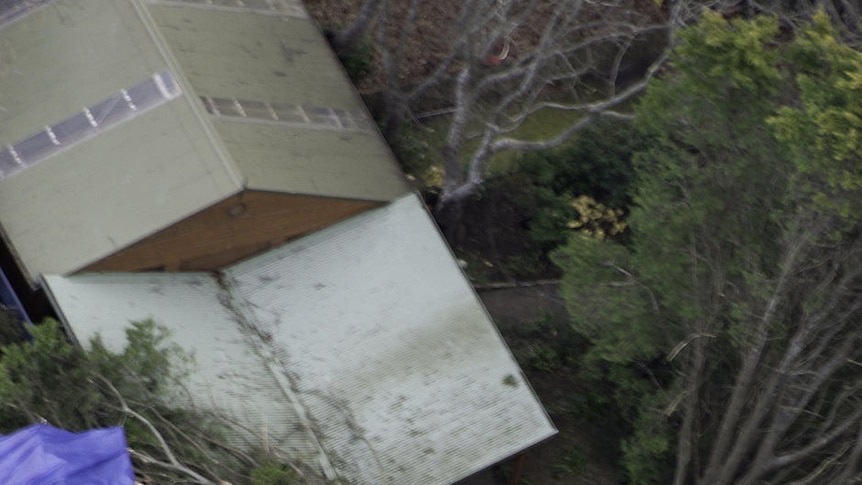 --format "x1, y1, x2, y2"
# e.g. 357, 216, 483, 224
554, 11, 862, 485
